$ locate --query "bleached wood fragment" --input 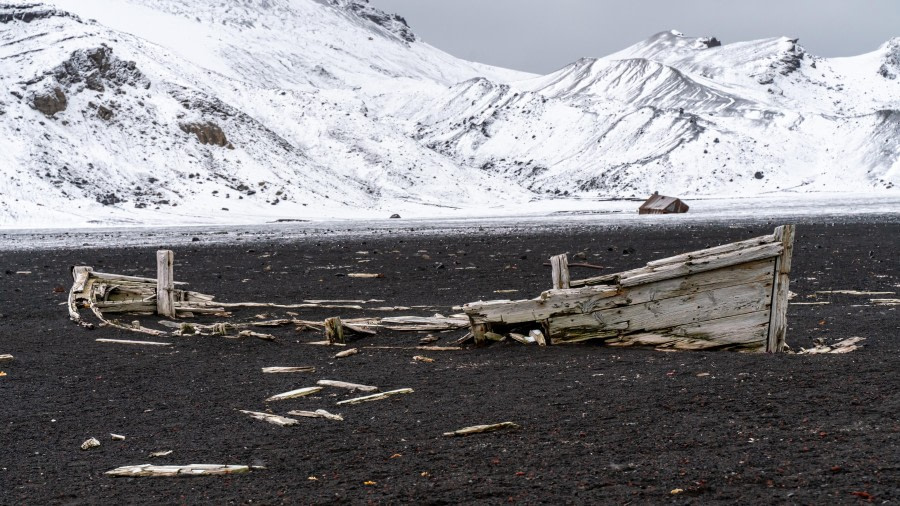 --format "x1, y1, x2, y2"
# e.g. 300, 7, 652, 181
412, 355, 434, 363
317, 380, 379, 393
262, 366, 315, 374
767, 225, 795, 352
334, 348, 359, 358
105, 464, 250, 477
325, 317, 344, 345
646, 234, 778, 268
264, 386, 323, 402
111, 434, 126, 441
347, 273, 384, 278
149, 450, 173, 457
816, 290, 894, 296
96, 338, 172, 346
237, 330, 275, 341
239, 410, 299, 426
871, 298, 900, 305
286, 409, 344, 421
0, 354, 13, 361
379, 316, 470, 331
81, 437, 101, 450
484, 332, 506, 342
451, 332, 473, 346
798, 336, 865, 354
336, 388, 413, 405
529, 330, 546, 346
443, 422, 521, 437
508, 333, 531, 344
